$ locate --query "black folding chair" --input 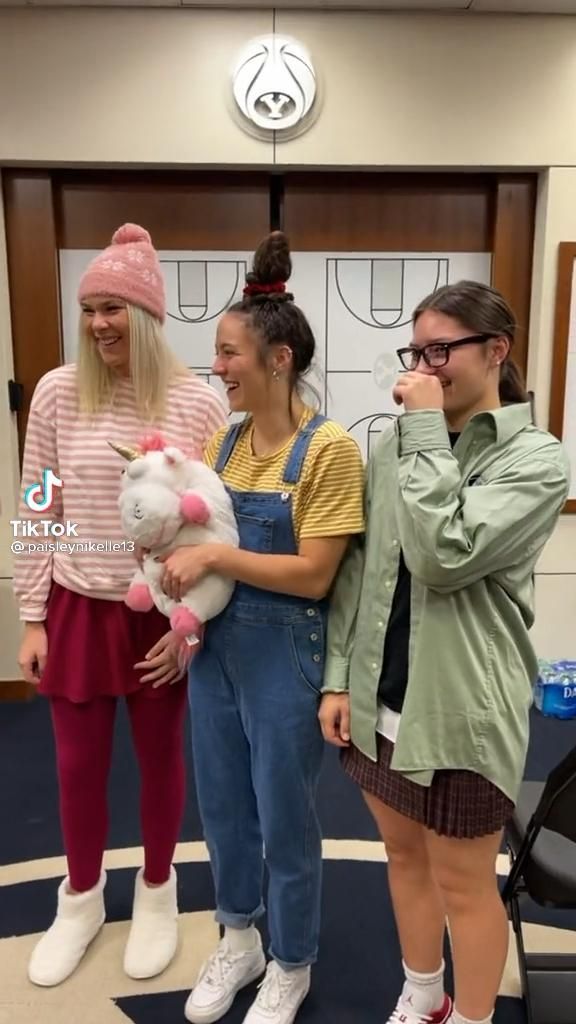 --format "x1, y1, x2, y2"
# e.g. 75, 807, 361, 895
502, 743, 576, 1024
